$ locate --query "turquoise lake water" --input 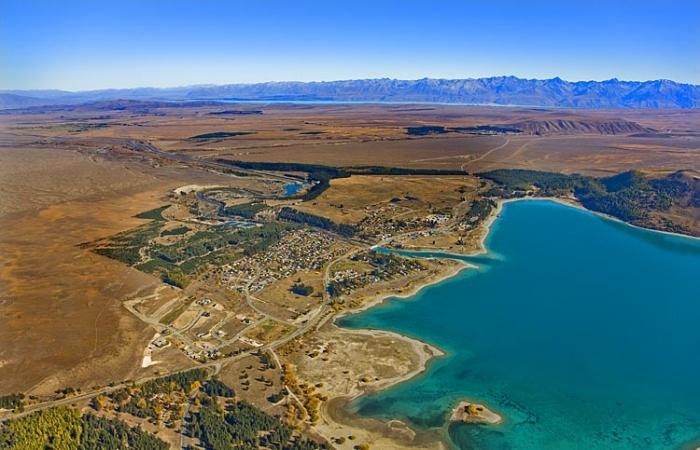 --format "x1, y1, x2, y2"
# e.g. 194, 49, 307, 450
338, 200, 700, 450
